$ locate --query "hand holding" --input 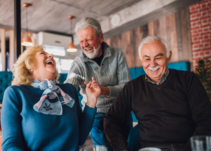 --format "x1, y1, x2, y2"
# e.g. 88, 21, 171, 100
85, 77, 101, 108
